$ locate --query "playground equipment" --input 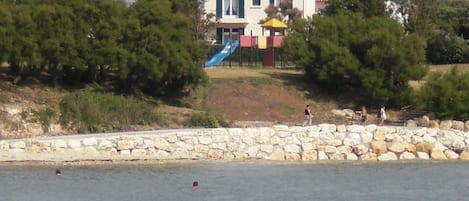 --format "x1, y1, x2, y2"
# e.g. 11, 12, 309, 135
203, 18, 287, 68
204, 38, 239, 67
239, 18, 287, 67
